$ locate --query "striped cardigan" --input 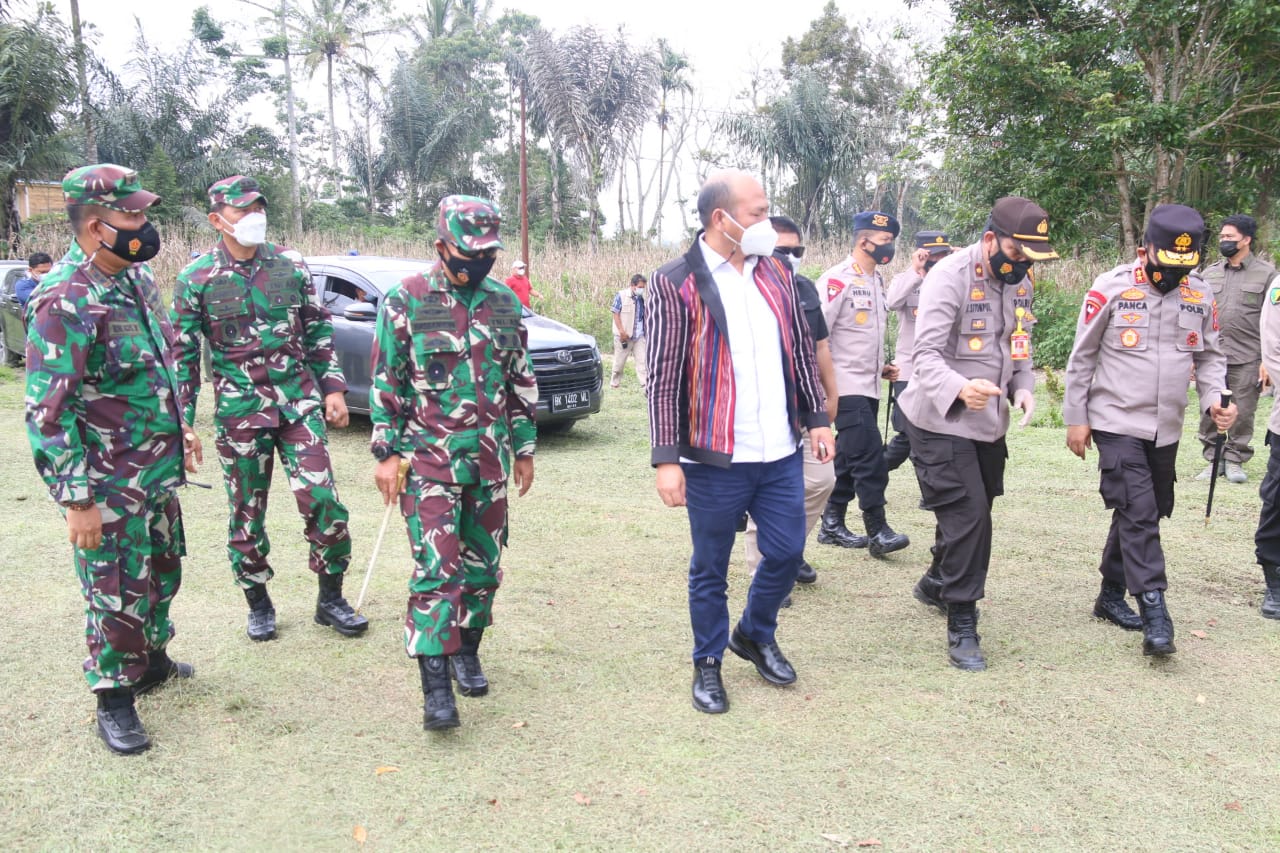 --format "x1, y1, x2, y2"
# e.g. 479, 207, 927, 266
645, 237, 829, 468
